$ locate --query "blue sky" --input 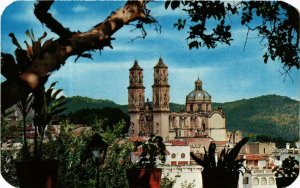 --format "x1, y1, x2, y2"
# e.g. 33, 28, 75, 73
1, 1, 299, 105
